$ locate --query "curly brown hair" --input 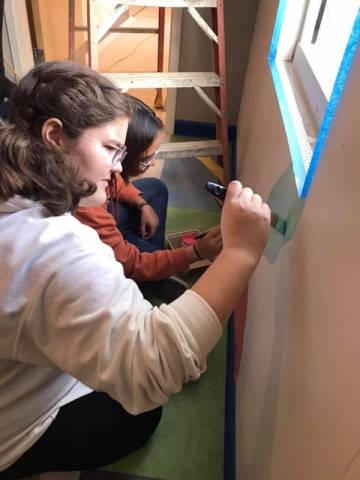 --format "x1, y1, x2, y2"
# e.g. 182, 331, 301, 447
0, 61, 130, 215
